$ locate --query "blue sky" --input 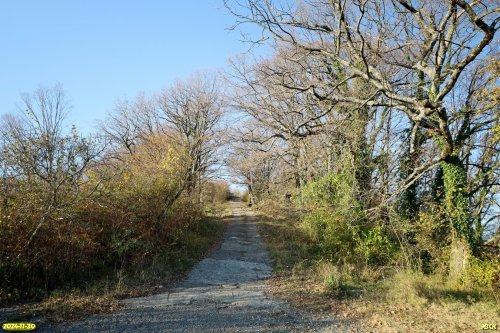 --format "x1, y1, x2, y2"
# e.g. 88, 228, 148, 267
0, 0, 260, 134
